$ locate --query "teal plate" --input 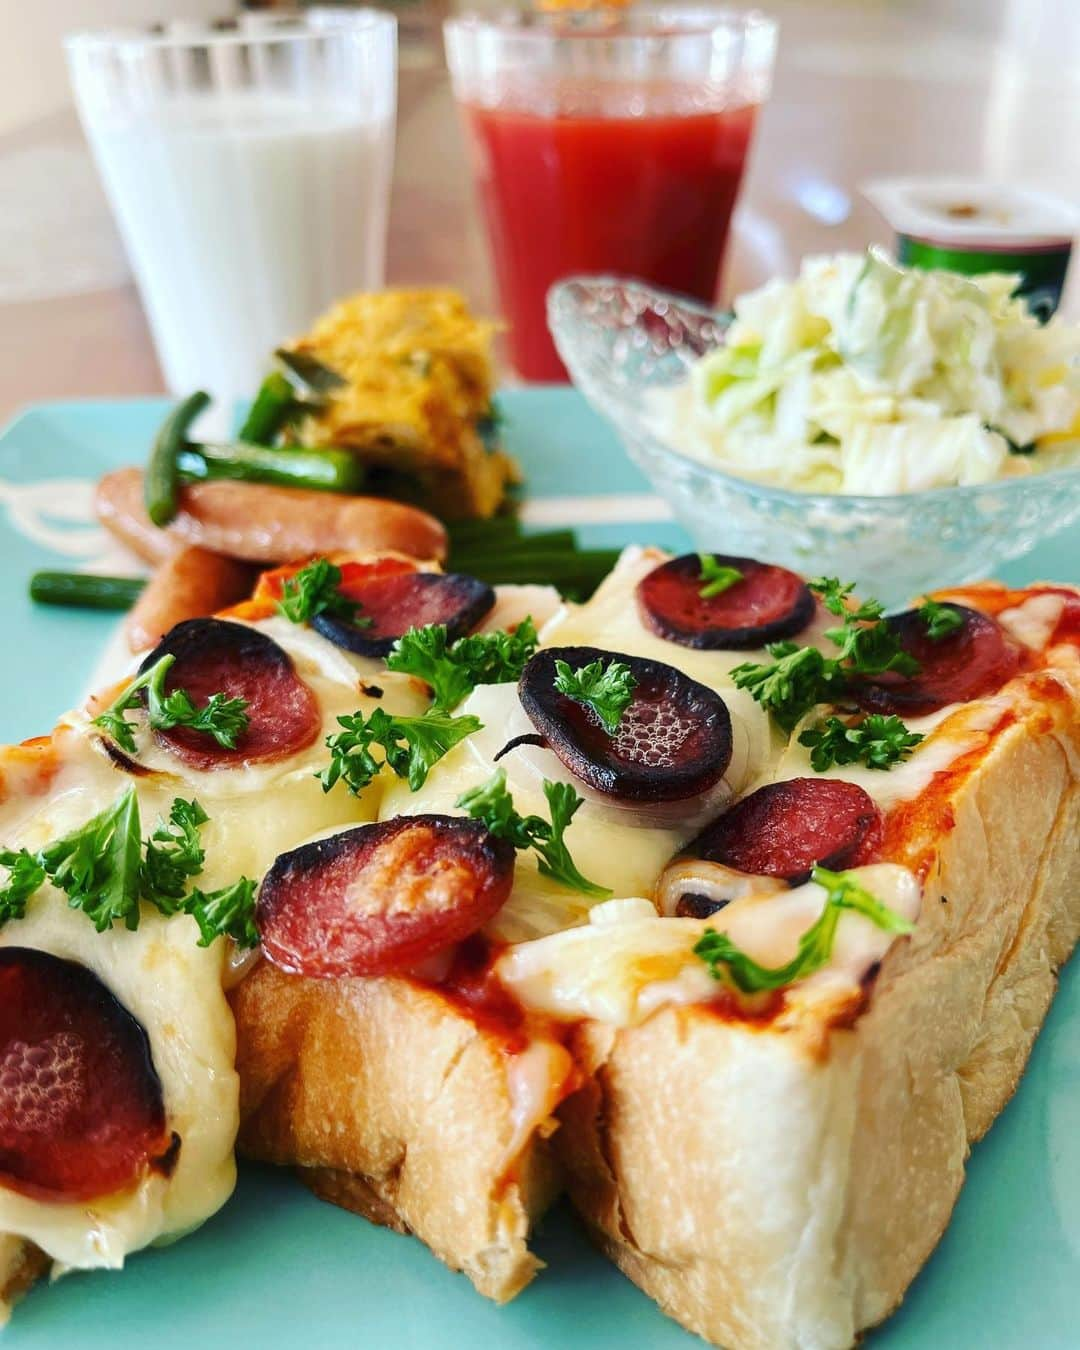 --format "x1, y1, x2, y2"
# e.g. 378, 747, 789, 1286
0, 391, 1077, 1349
